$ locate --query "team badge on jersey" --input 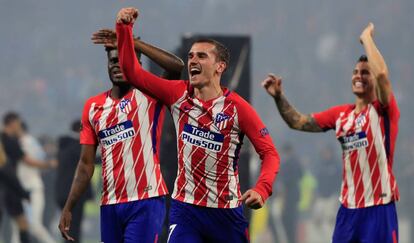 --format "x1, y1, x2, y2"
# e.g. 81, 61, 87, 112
214, 112, 230, 130
355, 114, 367, 129
119, 98, 132, 114
260, 127, 269, 136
